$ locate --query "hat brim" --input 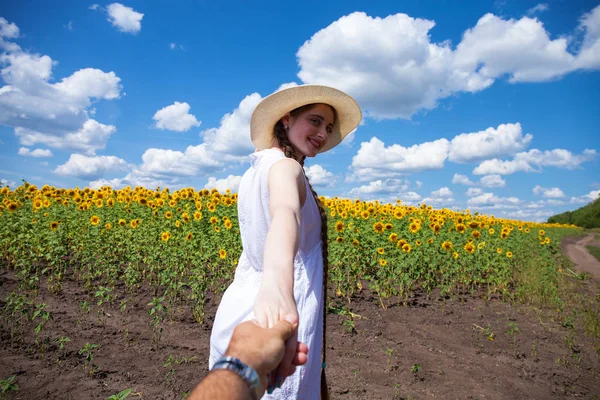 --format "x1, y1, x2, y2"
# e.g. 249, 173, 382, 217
250, 85, 362, 153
